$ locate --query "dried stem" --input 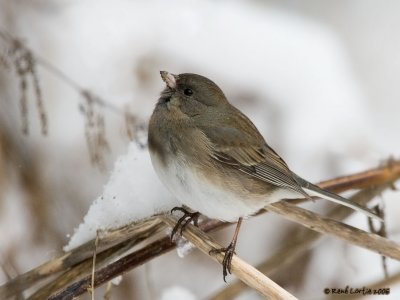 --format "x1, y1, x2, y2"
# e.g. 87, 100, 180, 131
47, 237, 175, 300
317, 158, 399, 192
51, 215, 298, 300
33, 221, 230, 299
162, 215, 298, 300
27, 236, 142, 300
80, 91, 110, 169
210, 184, 391, 300
90, 232, 100, 300
0, 217, 164, 299
7, 37, 47, 135
267, 202, 400, 259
